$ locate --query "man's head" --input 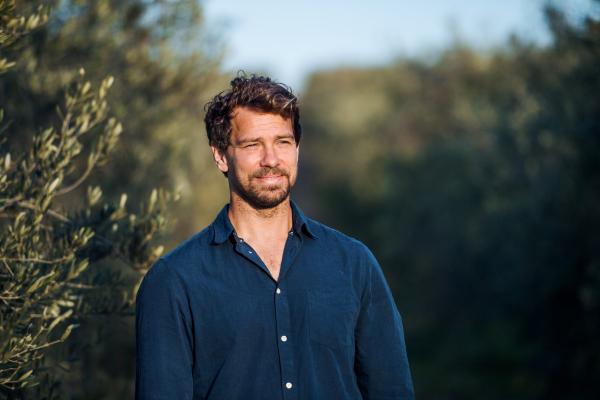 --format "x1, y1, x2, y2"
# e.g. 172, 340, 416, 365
204, 74, 301, 209
205, 74, 301, 157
